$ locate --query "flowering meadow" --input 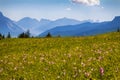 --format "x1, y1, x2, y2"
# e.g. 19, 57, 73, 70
0, 32, 120, 80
